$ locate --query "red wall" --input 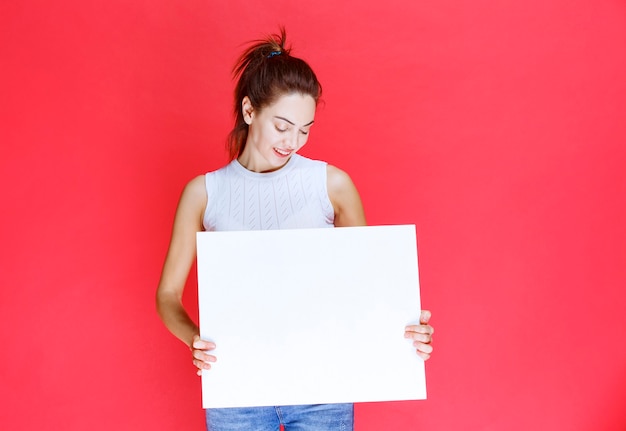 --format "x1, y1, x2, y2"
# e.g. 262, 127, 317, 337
2, 1, 625, 430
